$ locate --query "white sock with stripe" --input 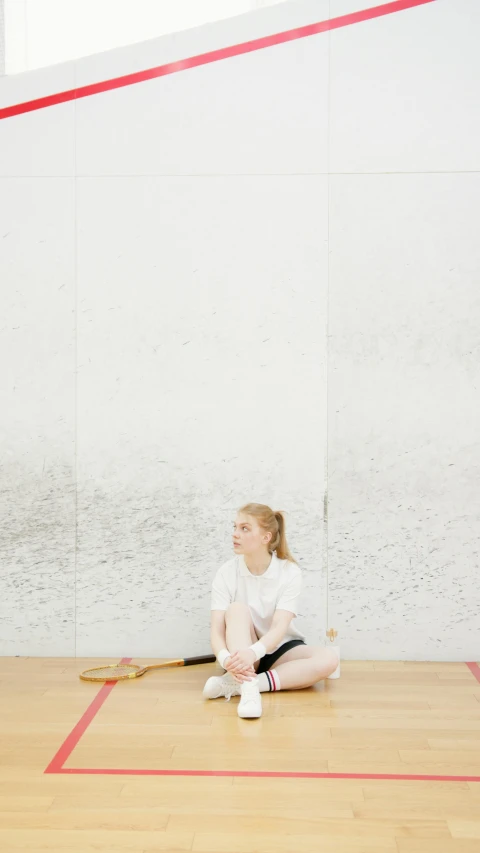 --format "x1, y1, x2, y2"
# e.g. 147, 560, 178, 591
257, 669, 281, 692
